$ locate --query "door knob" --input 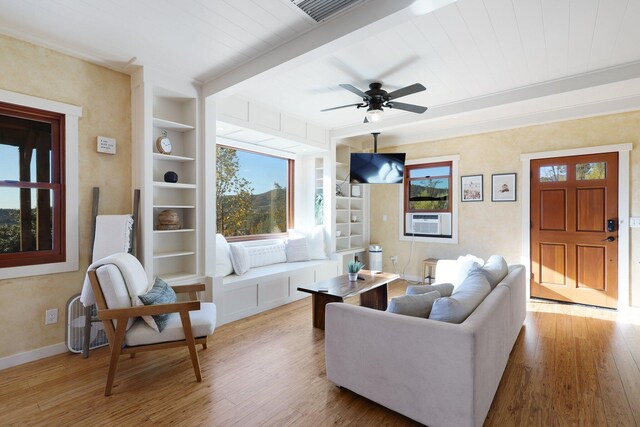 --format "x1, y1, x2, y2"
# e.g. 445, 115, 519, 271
601, 236, 615, 242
